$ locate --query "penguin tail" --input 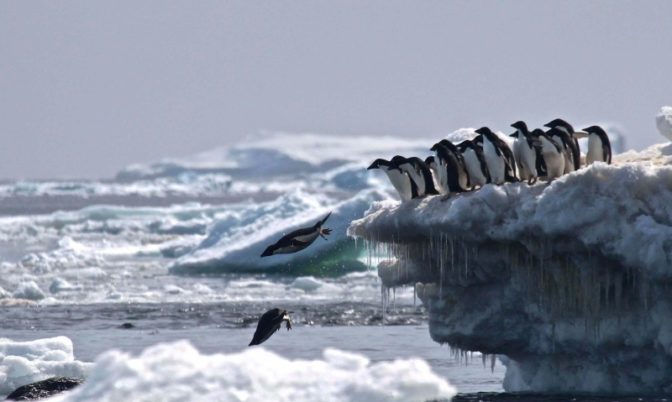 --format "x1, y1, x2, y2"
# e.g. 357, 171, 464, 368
260, 246, 274, 257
